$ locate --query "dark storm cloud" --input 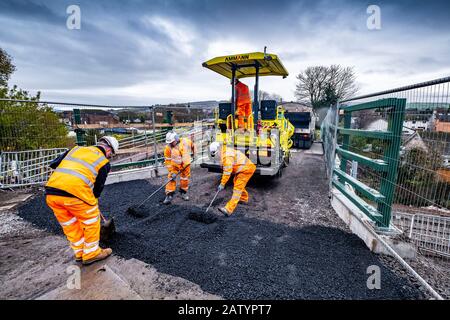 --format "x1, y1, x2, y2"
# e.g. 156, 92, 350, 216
0, 0, 61, 22
0, 0, 449, 104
